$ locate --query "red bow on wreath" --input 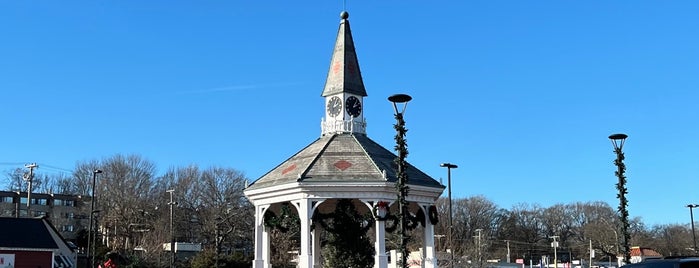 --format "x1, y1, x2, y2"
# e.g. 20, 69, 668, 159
373, 201, 389, 221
